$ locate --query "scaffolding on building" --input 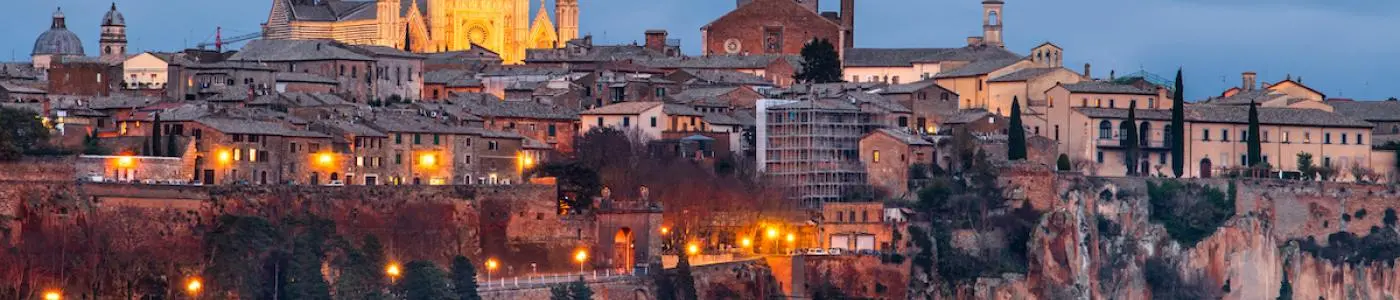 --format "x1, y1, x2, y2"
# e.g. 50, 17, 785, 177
762, 97, 878, 209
